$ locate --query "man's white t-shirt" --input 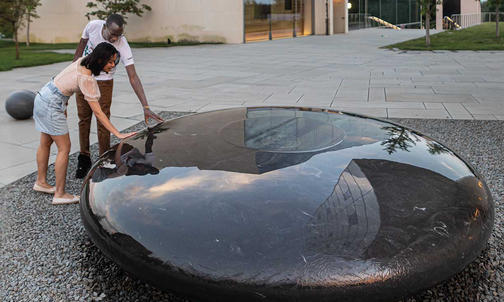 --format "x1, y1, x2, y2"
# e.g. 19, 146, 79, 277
82, 20, 134, 81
